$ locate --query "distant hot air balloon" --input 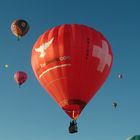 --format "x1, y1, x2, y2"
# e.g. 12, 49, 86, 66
31, 24, 113, 133
127, 135, 140, 140
14, 71, 27, 87
118, 74, 123, 79
11, 19, 29, 40
5, 64, 9, 68
112, 102, 117, 108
